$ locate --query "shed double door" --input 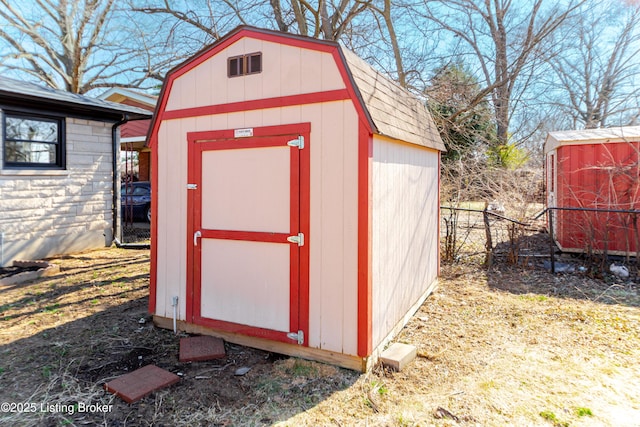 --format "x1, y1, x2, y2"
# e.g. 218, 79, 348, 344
187, 126, 309, 345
